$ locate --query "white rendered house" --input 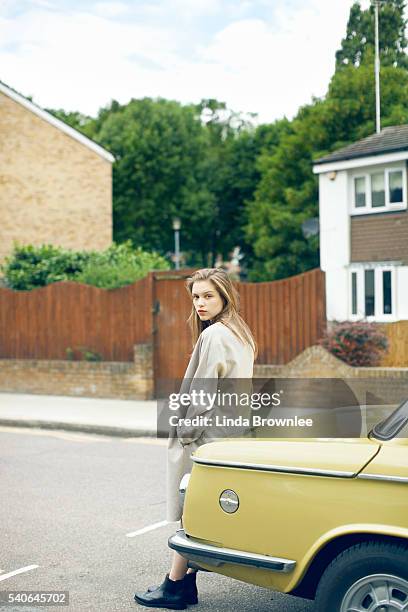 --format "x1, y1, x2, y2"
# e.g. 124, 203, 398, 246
313, 125, 408, 323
